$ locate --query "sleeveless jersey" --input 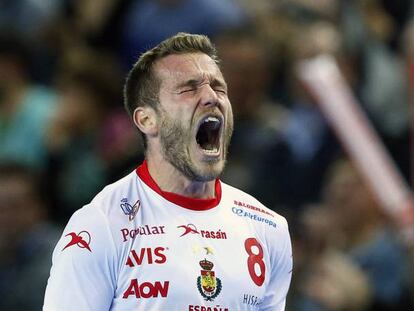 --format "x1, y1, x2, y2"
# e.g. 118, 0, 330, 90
43, 161, 292, 311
